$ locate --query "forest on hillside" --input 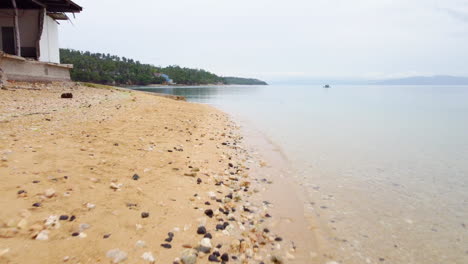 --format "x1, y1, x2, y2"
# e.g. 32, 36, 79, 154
60, 49, 267, 86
